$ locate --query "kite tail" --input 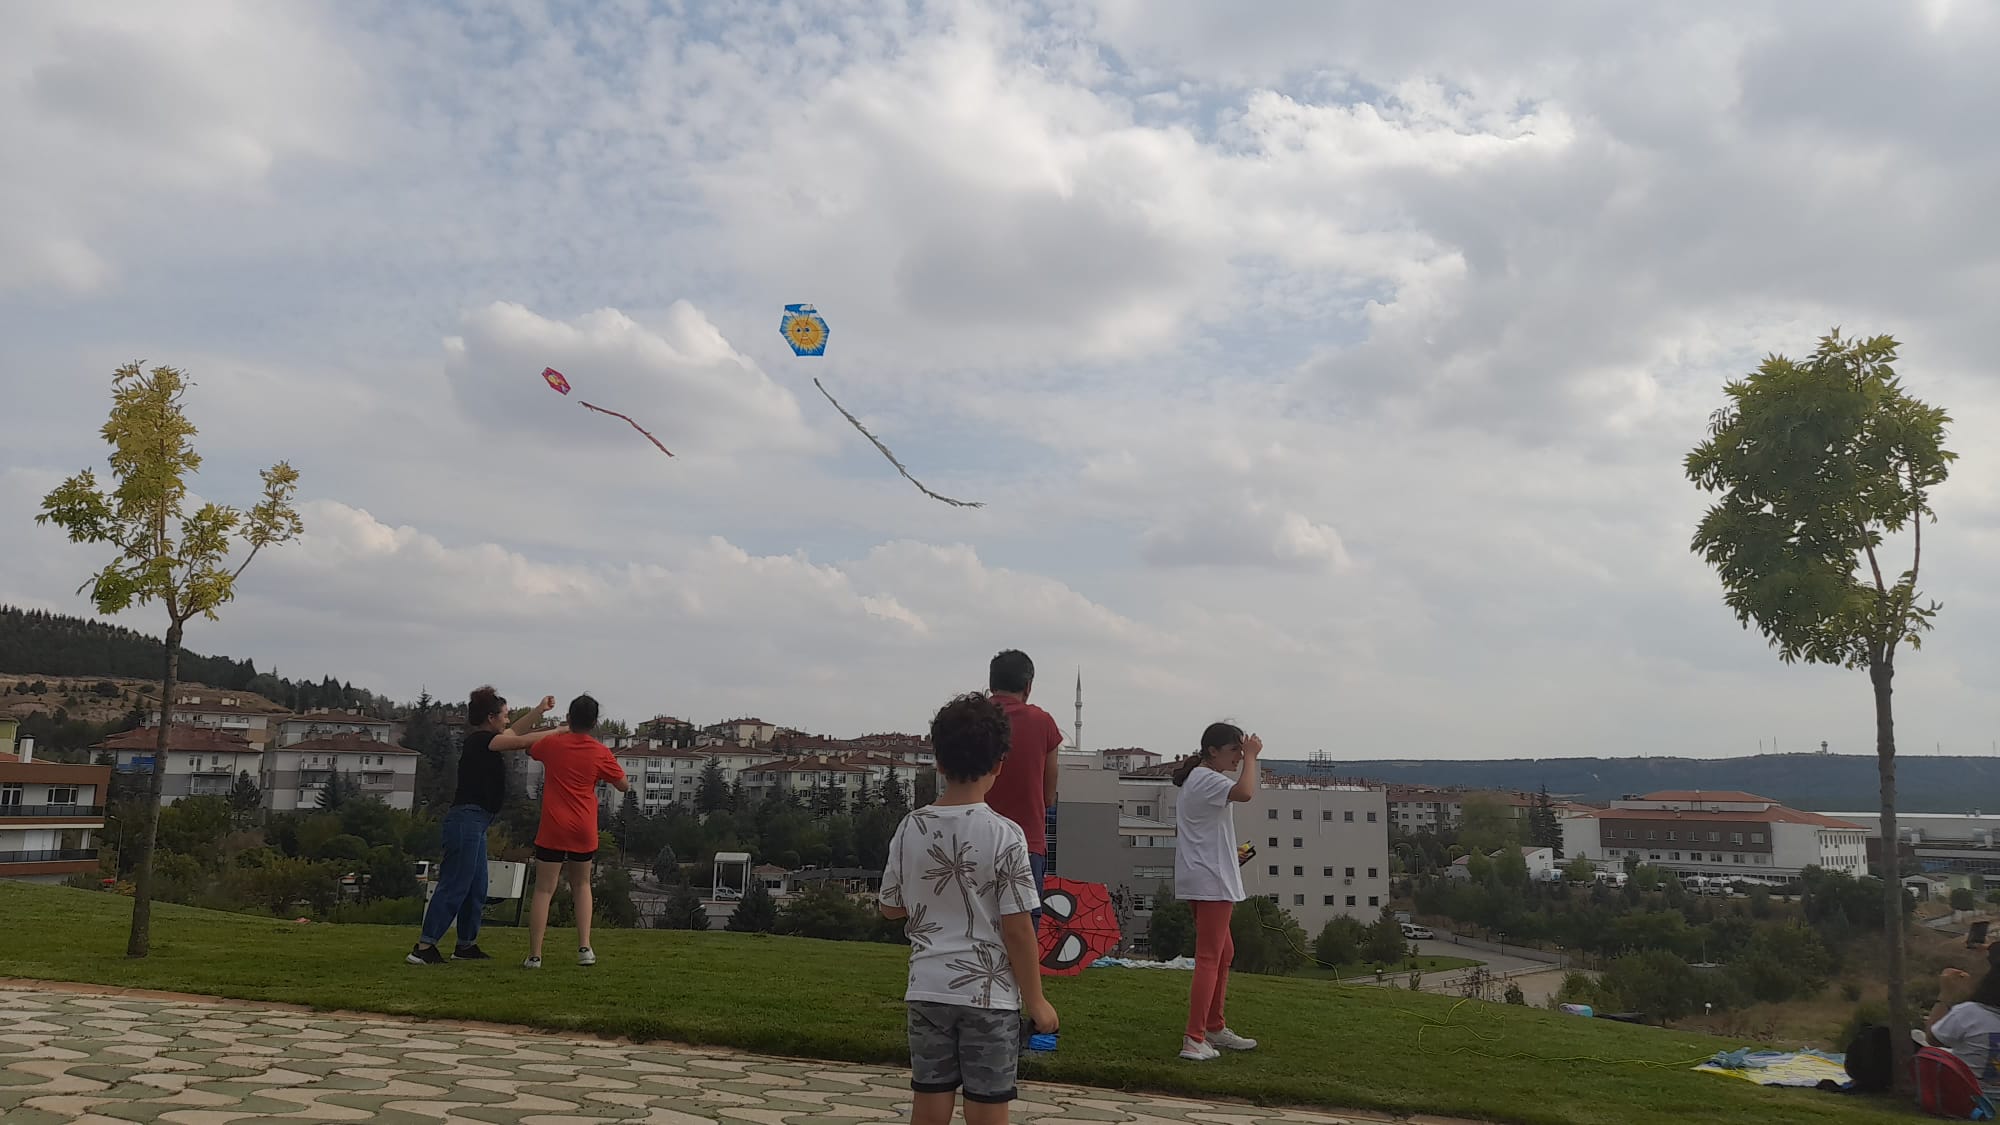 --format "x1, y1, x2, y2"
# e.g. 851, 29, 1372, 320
812, 378, 983, 508
580, 401, 674, 457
